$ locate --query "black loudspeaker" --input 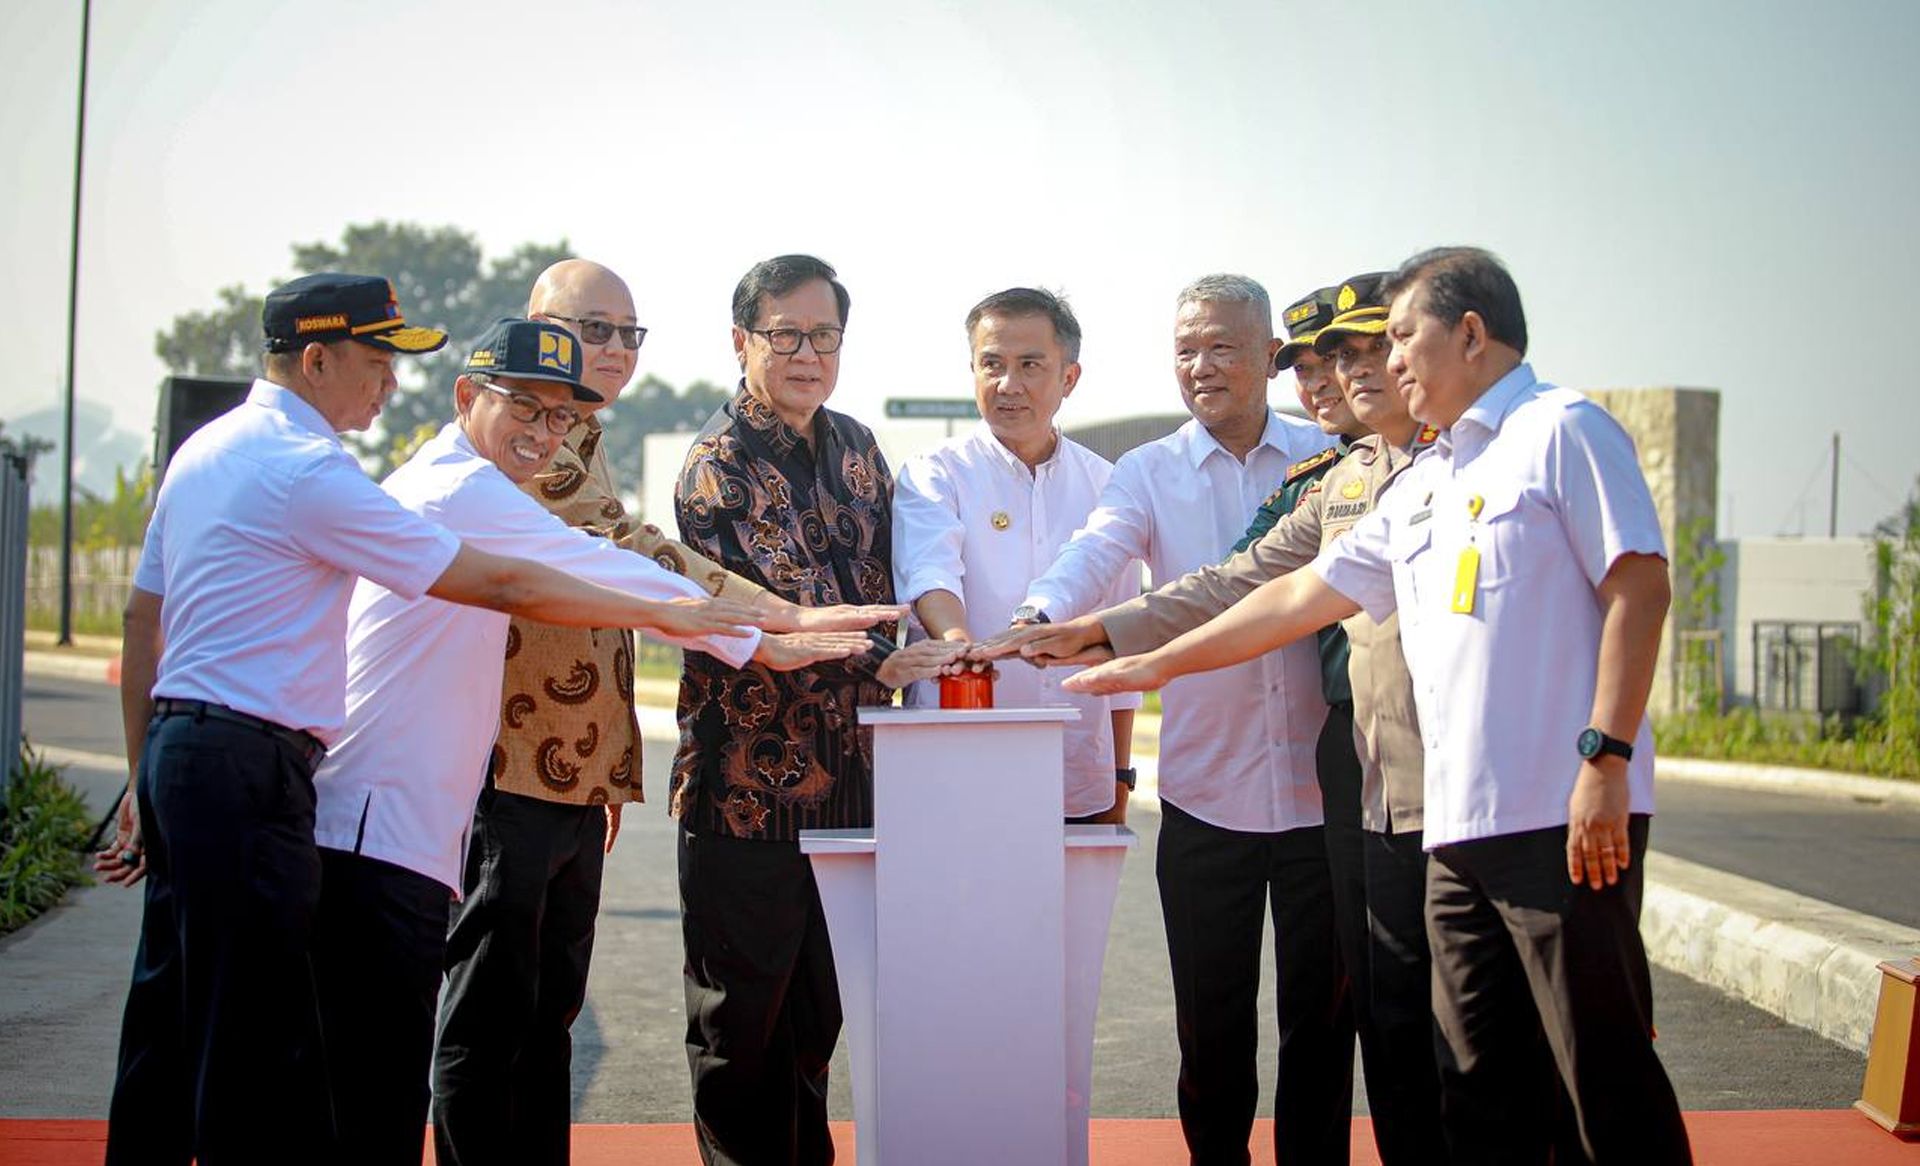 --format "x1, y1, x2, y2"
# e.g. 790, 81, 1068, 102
154, 376, 251, 485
